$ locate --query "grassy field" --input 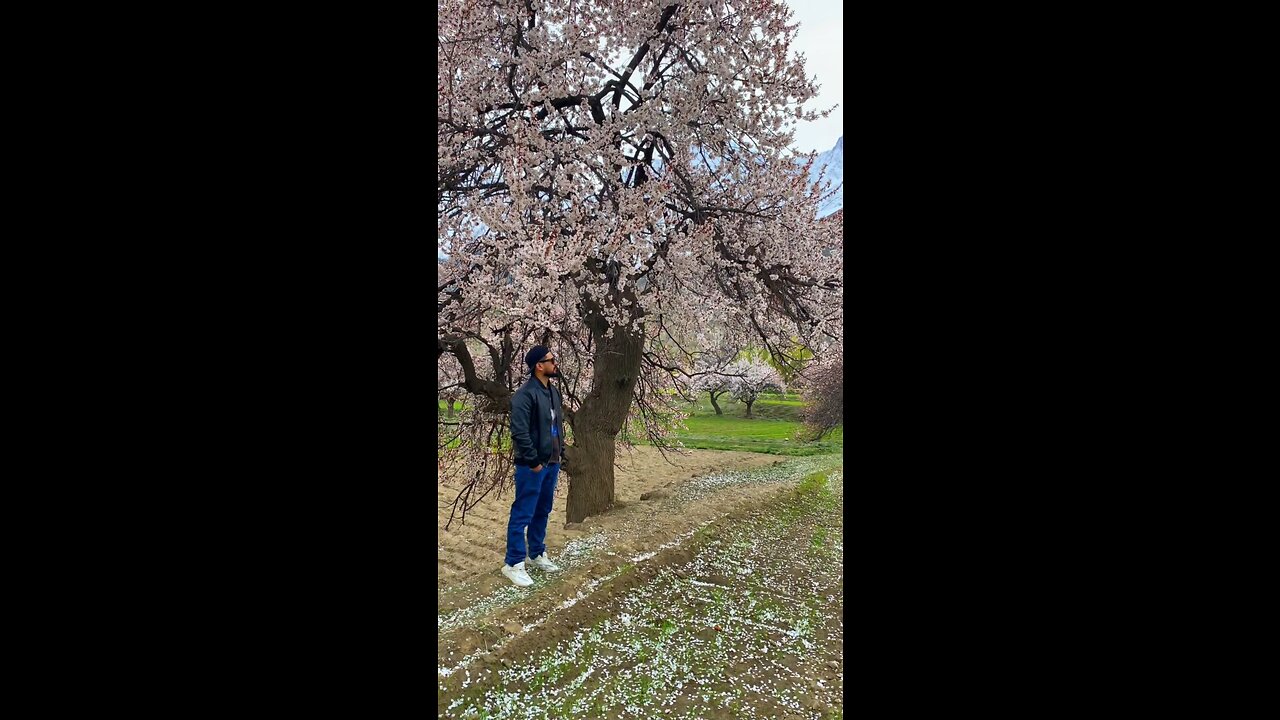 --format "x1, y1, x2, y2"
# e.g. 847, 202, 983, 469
439, 392, 842, 456
665, 392, 842, 455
